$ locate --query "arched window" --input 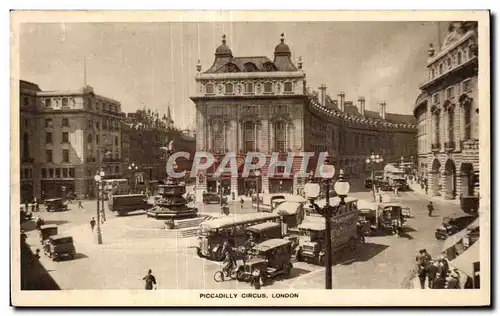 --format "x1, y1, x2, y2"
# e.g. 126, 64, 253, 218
464, 102, 472, 140
23, 96, 29, 106
45, 99, 52, 108
457, 51, 462, 64
434, 111, 441, 145
274, 121, 286, 152
87, 134, 93, 143
243, 121, 256, 152
244, 82, 254, 94
62, 98, 69, 107
447, 107, 455, 144
283, 82, 293, 93
439, 63, 444, 74
211, 120, 225, 152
